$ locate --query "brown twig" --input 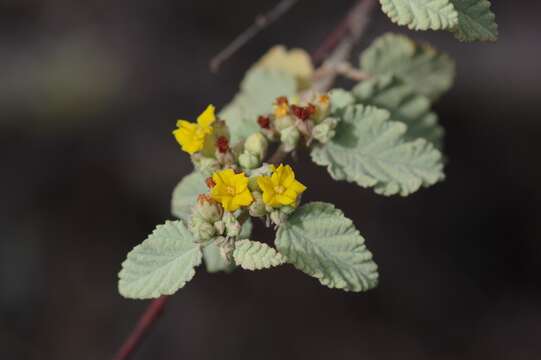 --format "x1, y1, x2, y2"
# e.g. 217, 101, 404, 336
113, 296, 169, 360
209, 0, 300, 72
